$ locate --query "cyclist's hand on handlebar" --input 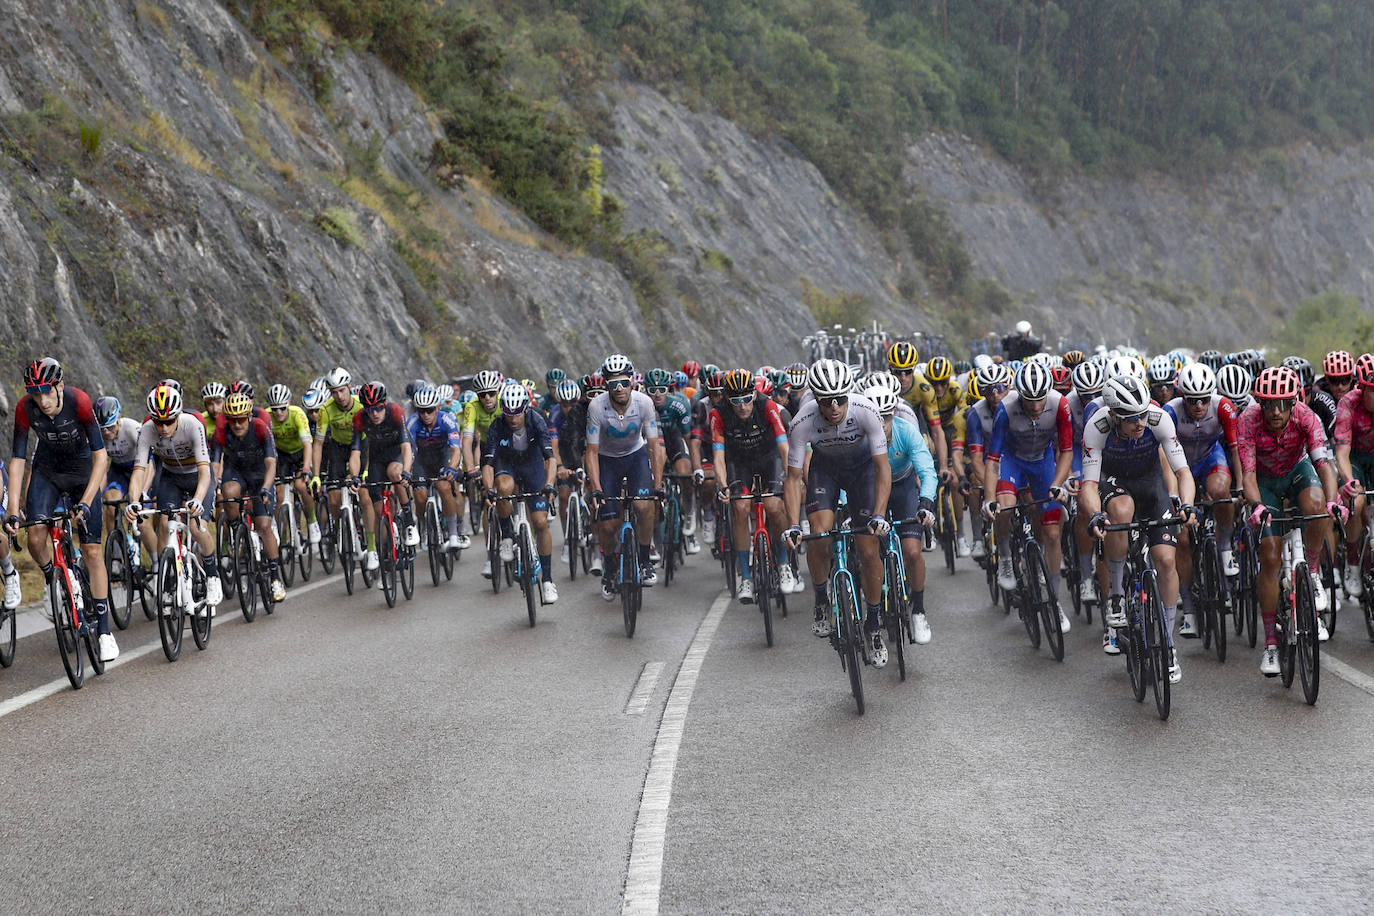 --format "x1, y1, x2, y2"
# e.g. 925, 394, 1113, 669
653, 487, 667, 501
938, 466, 954, 484
399, 471, 414, 483
1247, 504, 1271, 530
1065, 477, 1081, 496
866, 515, 891, 536
4, 514, 20, 536
783, 525, 803, 549
981, 499, 999, 520
185, 498, 202, 517
1179, 504, 1198, 526
72, 501, 90, 529
1088, 512, 1108, 539
716, 486, 730, 502
258, 488, 274, 505
441, 466, 460, 481
1328, 500, 1350, 523
541, 484, 557, 499
692, 468, 705, 485
123, 503, 140, 525
958, 477, 971, 496
1341, 478, 1363, 501
1048, 485, 1068, 503
484, 488, 498, 505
